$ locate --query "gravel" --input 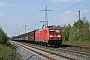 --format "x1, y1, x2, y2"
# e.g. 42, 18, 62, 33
28, 44, 90, 60
10, 41, 47, 60
10, 41, 90, 60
